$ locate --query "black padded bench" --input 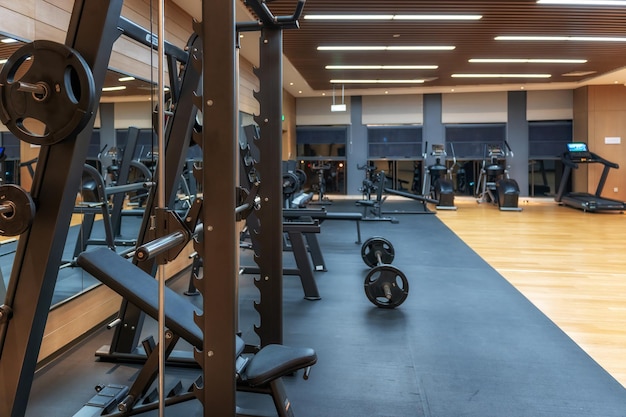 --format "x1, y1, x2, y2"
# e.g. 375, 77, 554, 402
76, 247, 317, 417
